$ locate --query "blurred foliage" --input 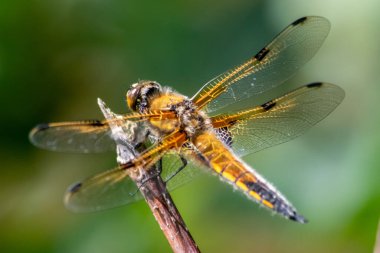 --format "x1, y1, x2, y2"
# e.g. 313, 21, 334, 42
1, 0, 379, 252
